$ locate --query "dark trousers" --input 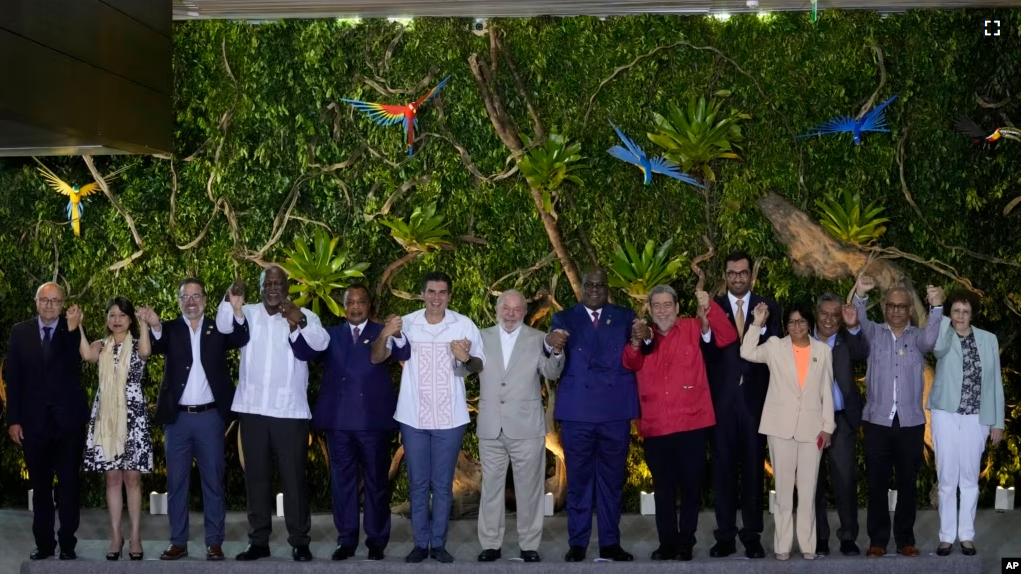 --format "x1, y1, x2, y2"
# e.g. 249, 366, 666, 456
239, 413, 310, 547
326, 429, 393, 550
863, 415, 925, 549
711, 397, 766, 544
23, 414, 85, 552
643, 428, 708, 551
561, 419, 630, 548
164, 409, 226, 546
815, 411, 859, 544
